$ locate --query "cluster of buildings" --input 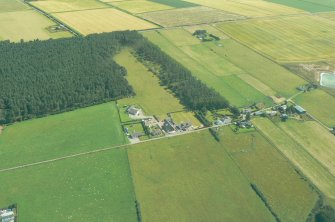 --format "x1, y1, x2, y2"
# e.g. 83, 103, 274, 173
0, 207, 15, 222
162, 118, 193, 134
